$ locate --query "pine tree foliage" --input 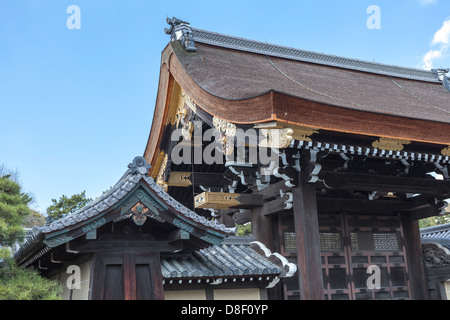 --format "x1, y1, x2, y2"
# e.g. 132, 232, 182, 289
0, 172, 62, 300
0, 175, 31, 246
0, 249, 61, 300
46, 191, 92, 221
